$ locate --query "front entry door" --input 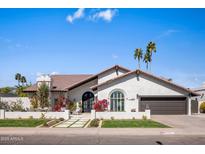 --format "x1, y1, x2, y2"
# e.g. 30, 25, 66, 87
82, 92, 94, 112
